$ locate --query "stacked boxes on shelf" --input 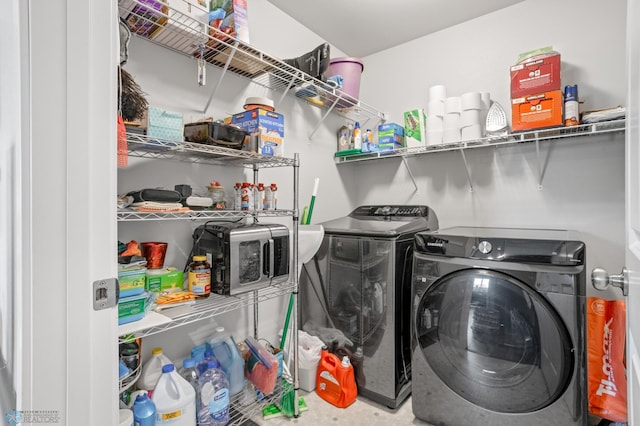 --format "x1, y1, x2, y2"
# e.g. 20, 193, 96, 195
404, 109, 427, 148
510, 50, 563, 131
231, 108, 285, 156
